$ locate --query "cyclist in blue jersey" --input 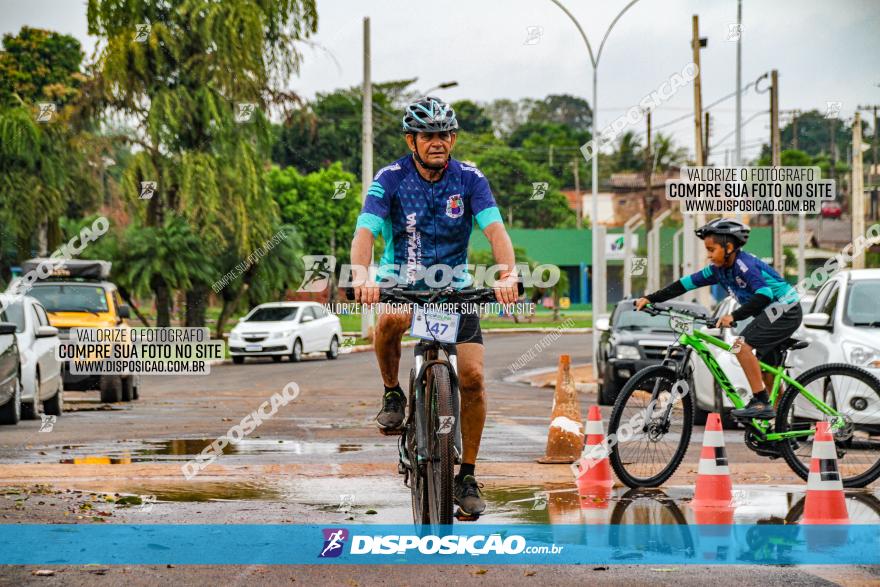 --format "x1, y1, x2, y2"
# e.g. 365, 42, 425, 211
350, 97, 519, 515
635, 218, 803, 420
